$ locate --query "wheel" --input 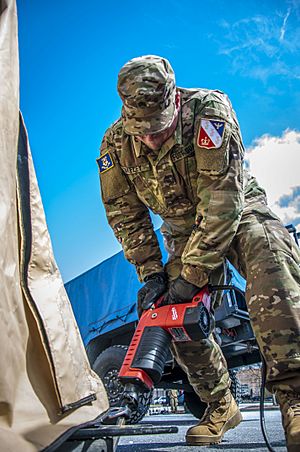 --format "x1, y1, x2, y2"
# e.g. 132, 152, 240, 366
229, 369, 241, 405
92, 345, 152, 423
184, 390, 207, 419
